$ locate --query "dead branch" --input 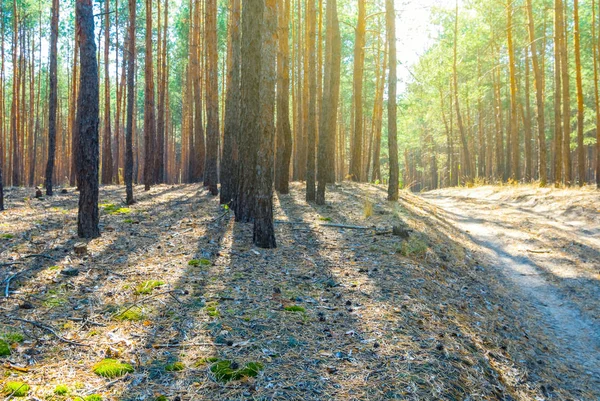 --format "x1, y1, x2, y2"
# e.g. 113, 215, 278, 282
9, 317, 88, 347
